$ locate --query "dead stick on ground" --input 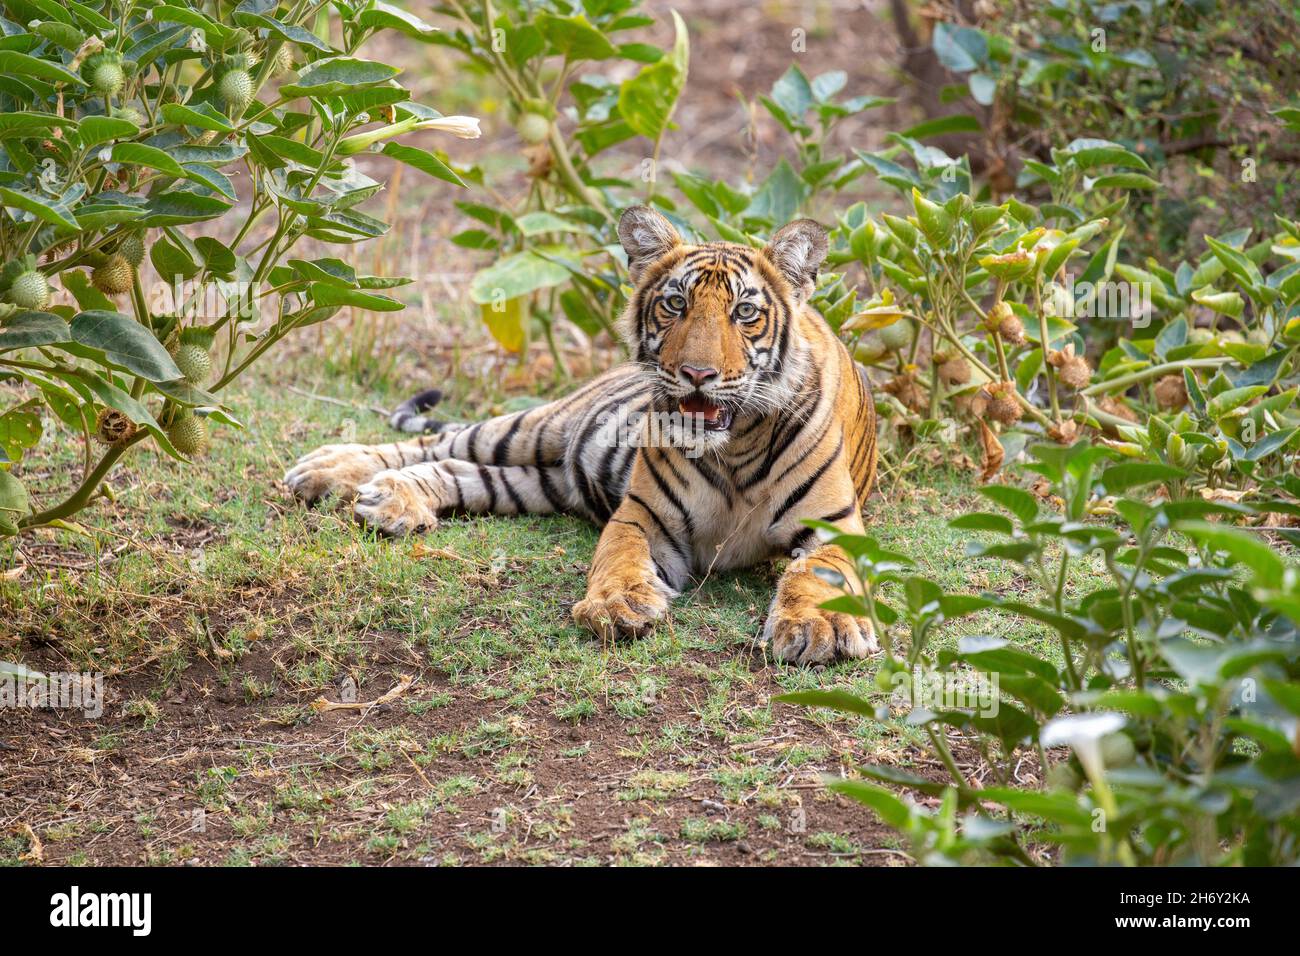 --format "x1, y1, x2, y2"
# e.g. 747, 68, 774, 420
311, 674, 415, 714
286, 385, 389, 418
